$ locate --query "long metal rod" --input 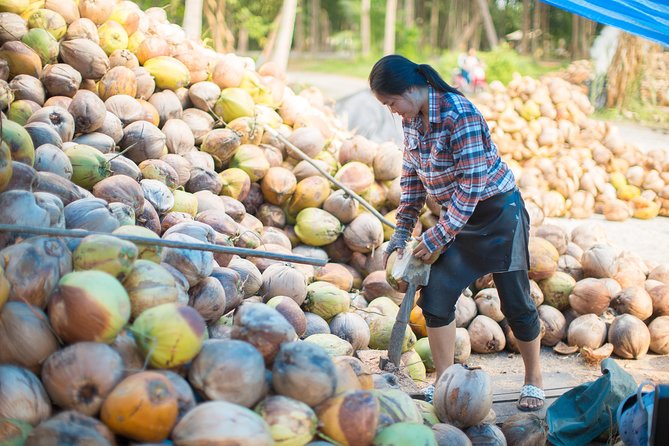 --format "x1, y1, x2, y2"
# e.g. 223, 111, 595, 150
264, 125, 397, 230
0, 224, 328, 266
